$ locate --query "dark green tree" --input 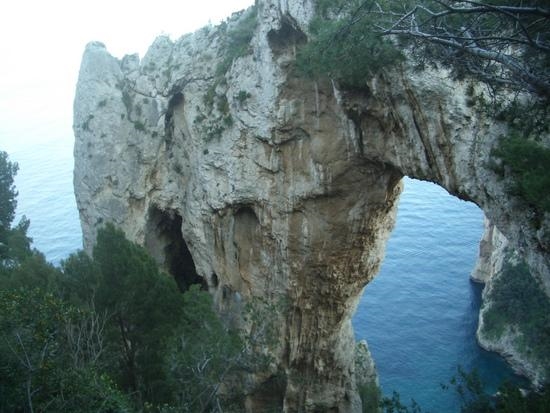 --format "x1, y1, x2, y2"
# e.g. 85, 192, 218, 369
444, 367, 550, 413
296, 0, 404, 88
0, 288, 130, 413
166, 284, 243, 412
0, 151, 18, 234
61, 226, 270, 411
59, 250, 100, 307
2, 252, 62, 293
301, 1, 549, 98
374, 0, 550, 98
91, 223, 187, 406
0, 151, 31, 270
